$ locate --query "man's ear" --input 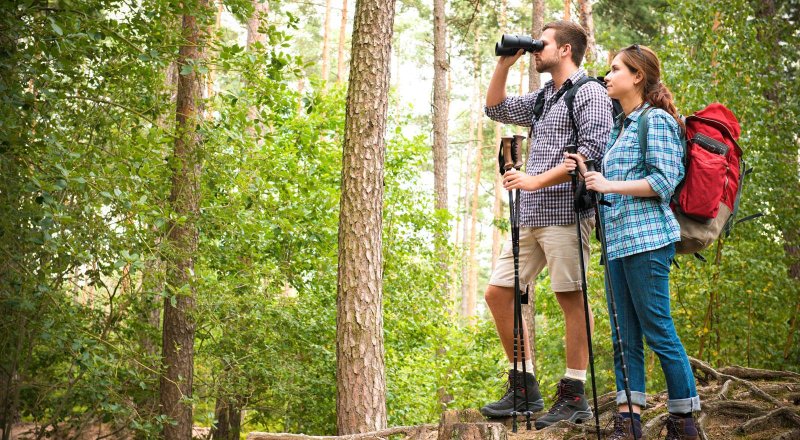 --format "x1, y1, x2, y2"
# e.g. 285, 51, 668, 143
561, 44, 571, 58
